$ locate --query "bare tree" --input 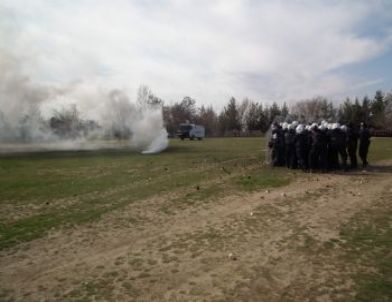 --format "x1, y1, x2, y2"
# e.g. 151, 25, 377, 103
238, 98, 251, 132
137, 85, 163, 108
195, 105, 218, 136
291, 97, 336, 122
164, 96, 197, 136
50, 104, 83, 138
